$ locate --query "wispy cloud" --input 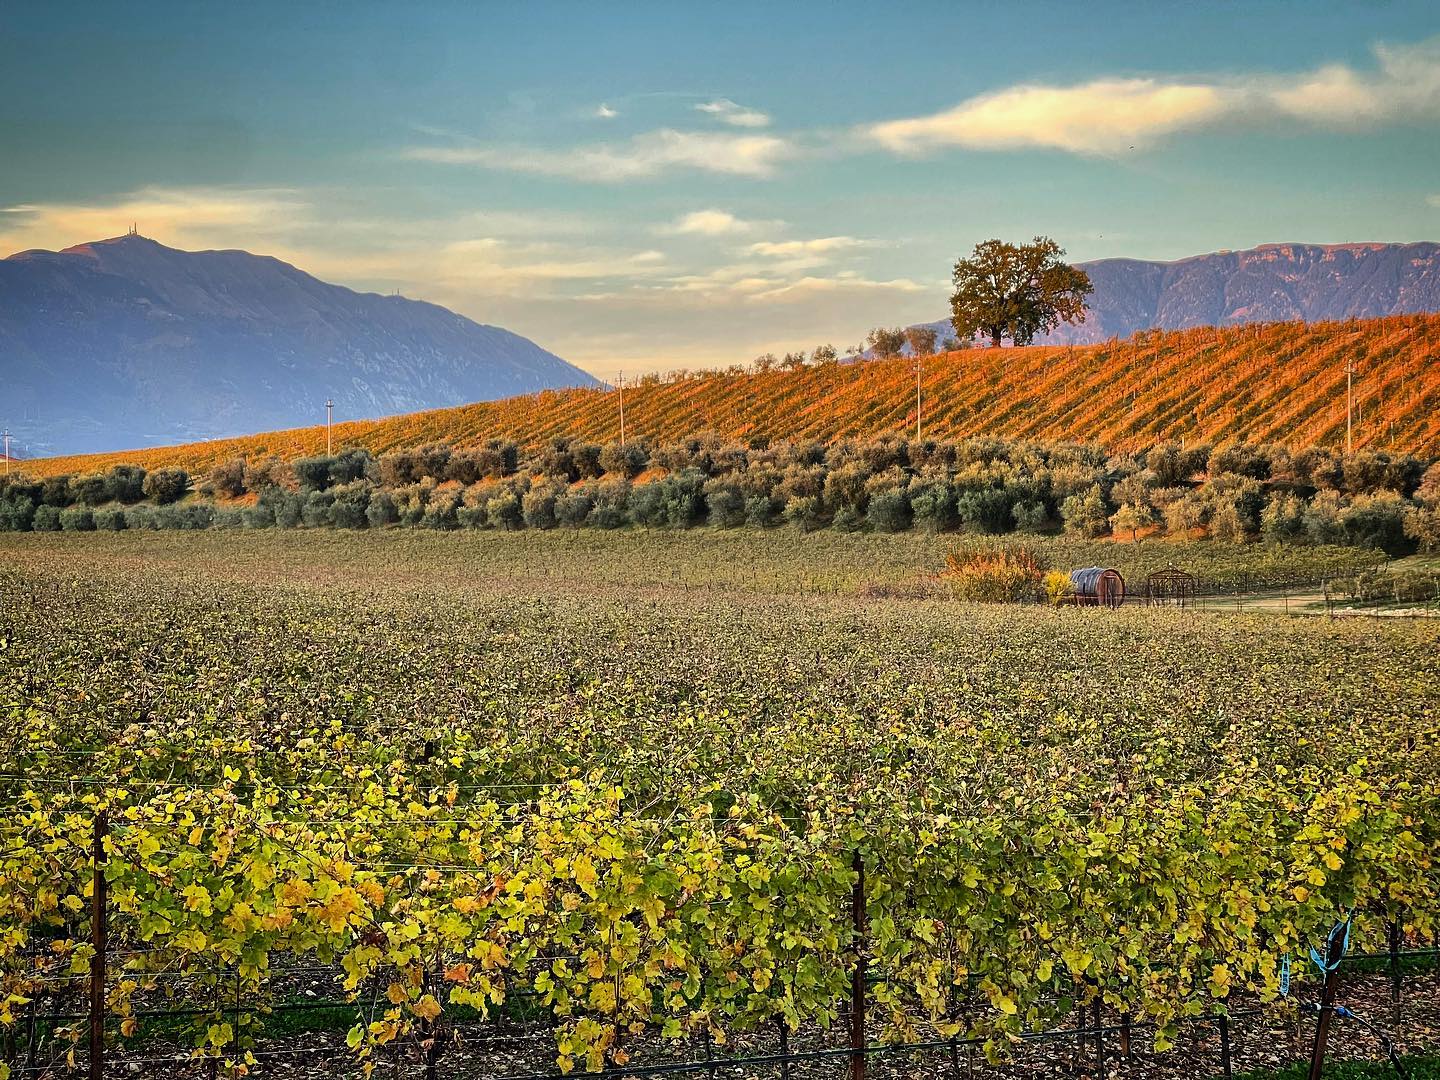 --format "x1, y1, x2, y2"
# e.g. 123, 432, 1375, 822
405, 128, 793, 180
655, 209, 779, 236
695, 98, 771, 128
866, 37, 1440, 155
0, 186, 310, 254
749, 236, 869, 258
1427, 194, 1440, 208
595, 103, 618, 119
